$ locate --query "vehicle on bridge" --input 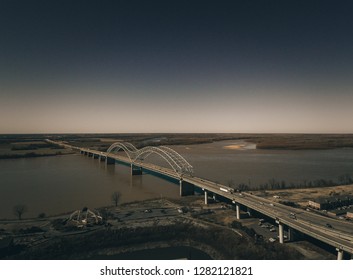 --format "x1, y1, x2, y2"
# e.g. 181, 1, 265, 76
219, 187, 234, 194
